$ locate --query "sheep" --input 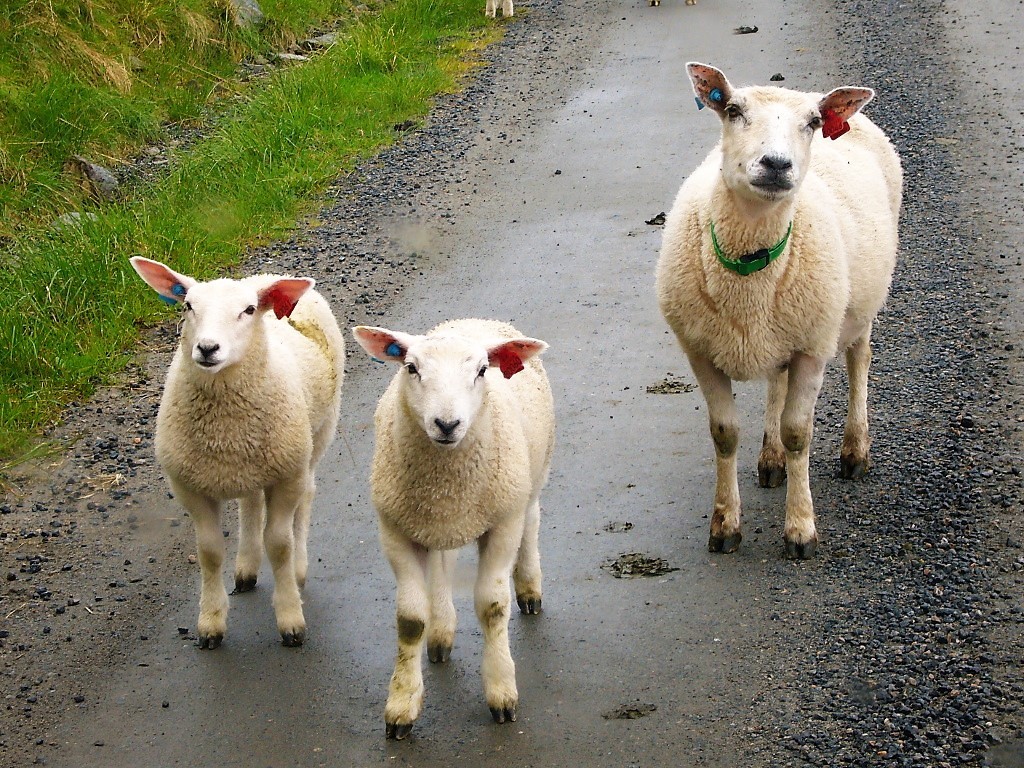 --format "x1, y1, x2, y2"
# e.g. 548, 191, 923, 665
655, 63, 902, 559
129, 257, 345, 647
352, 318, 554, 739
485, 0, 512, 18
